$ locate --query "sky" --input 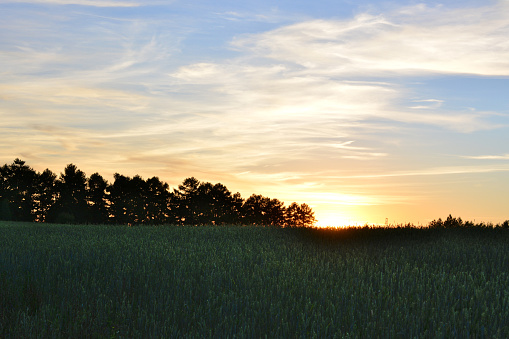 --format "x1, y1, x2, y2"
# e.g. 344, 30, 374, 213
1, 0, 509, 226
